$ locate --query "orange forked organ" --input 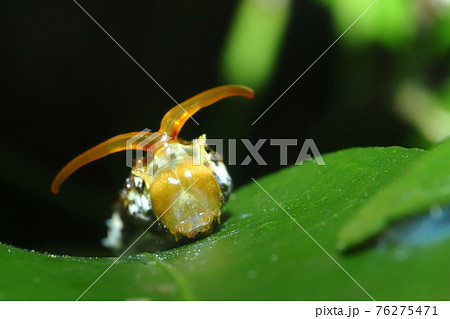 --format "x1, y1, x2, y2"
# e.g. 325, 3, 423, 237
51, 85, 254, 242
